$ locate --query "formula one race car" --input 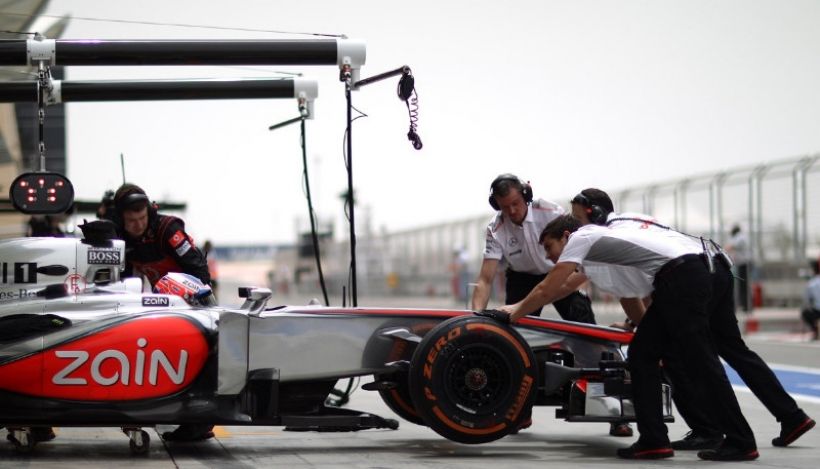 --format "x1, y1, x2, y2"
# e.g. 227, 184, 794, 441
0, 221, 673, 454
0, 36, 673, 454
